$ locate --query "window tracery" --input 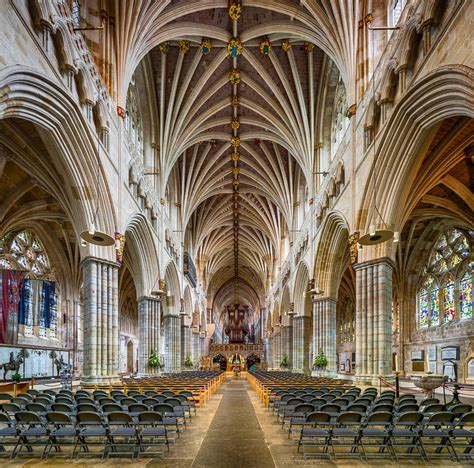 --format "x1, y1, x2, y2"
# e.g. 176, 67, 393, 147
417, 228, 472, 328
0, 230, 58, 339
